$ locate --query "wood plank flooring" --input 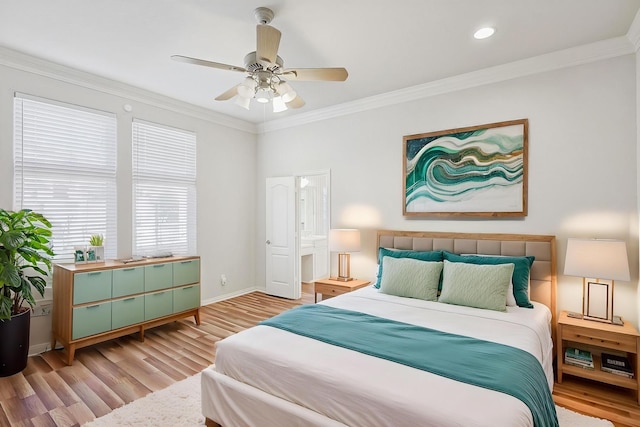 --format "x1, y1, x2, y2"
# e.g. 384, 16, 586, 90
1, 288, 639, 426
